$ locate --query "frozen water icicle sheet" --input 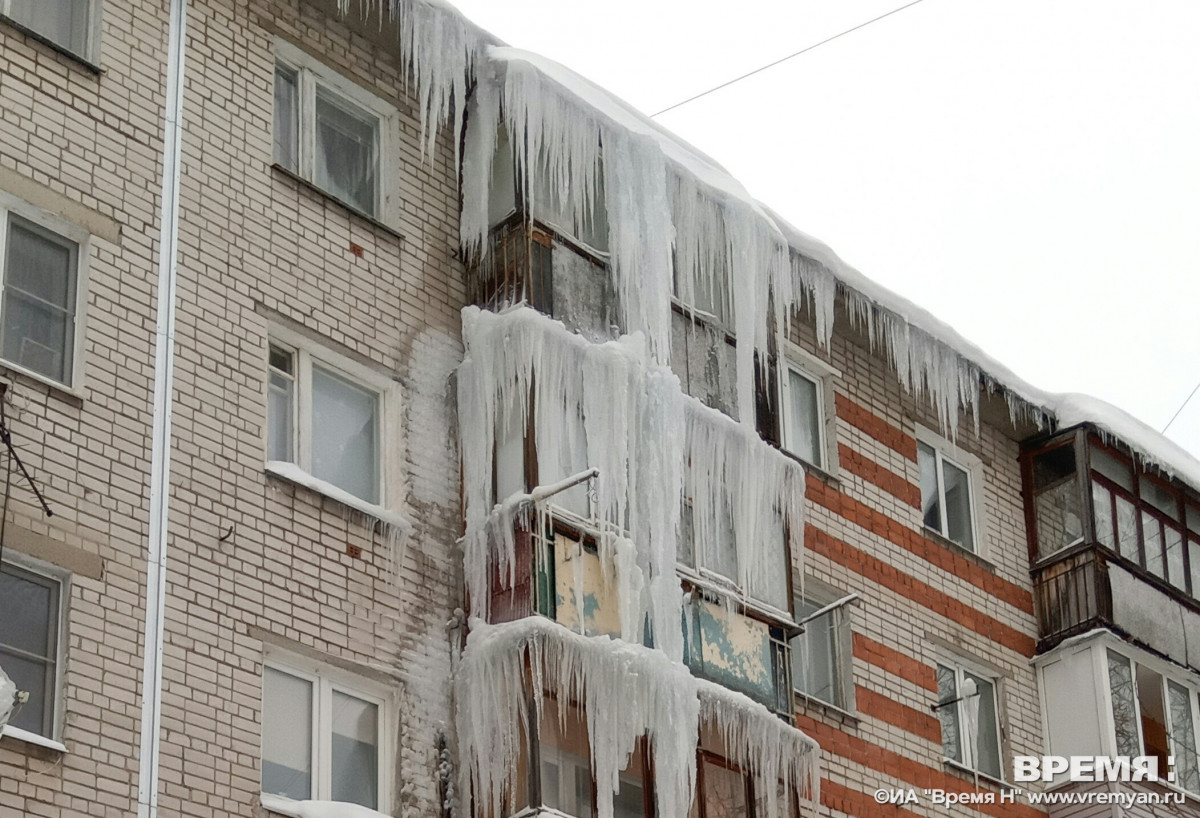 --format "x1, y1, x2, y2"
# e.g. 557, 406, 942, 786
336, 0, 497, 161
457, 306, 806, 642
698, 679, 821, 814
354, 0, 1200, 499
457, 618, 818, 818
